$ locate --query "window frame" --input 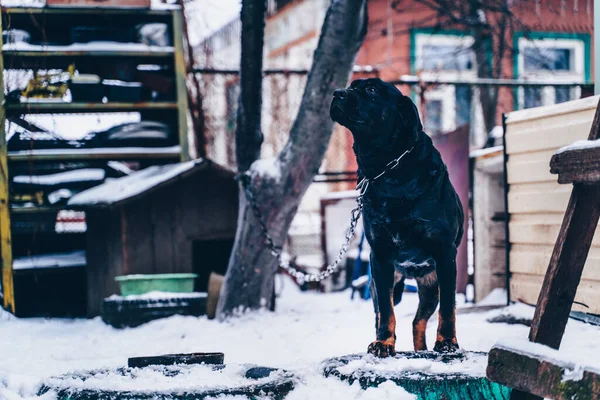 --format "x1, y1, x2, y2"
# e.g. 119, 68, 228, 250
514, 32, 590, 109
